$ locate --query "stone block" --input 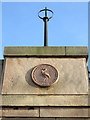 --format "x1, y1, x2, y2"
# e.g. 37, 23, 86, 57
0, 118, 90, 120
2, 58, 88, 95
0, 118, 55, 120
40, 107, 88, 117
66, 47, 88, 56
2, 95, 88, 106
4, 47, 88, 58
56, 118, 89, 120
0, 107, 39, 117
0, 117, 89, 120
4, 47, 65, 57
